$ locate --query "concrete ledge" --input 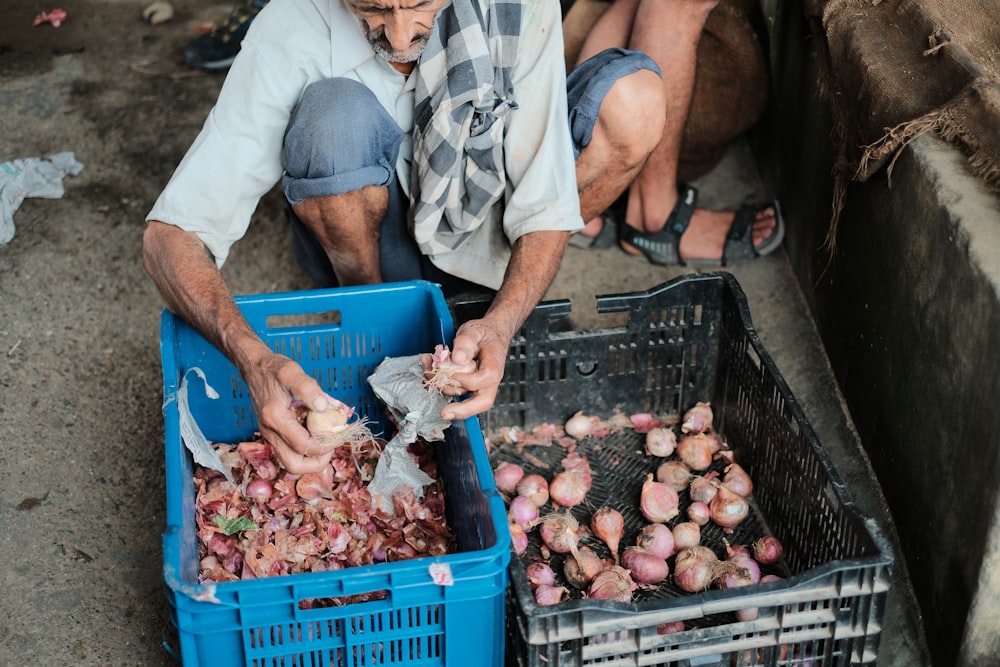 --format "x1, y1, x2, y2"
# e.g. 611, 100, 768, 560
770, 4, 1000, 663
